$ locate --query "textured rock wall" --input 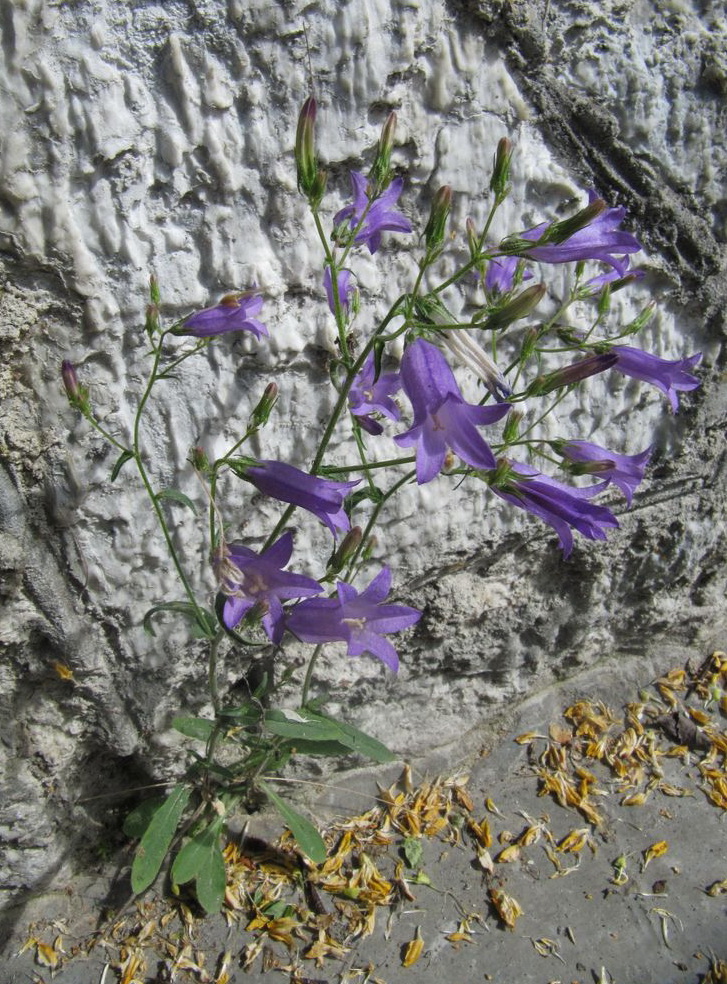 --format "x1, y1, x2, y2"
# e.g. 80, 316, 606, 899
1, 0, 725, 915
